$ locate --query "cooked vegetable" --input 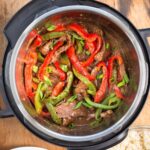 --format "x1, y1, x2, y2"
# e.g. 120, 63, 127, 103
85, 96, 121, 110
114, 85, 125, 99
45, 71, 73, 105
68, 23, 103, 67
60, 64, 68, 72
25, 32, 42, 100
34, 82, 44, 114
94, 62, 108, 103
67, 95, 77, 103
73, 68, 96, 96
52, 82, 65, 97
32, 65, 38, 73
45, 102, 62, 124
42, 32, 65, 41
108, 55, 123, 84
67, 46, 94, 81
76, 40, 83, 54
105, 43, 110, 49
47, 24, 56, 31
54, 61, 66, 80
82, 102, 93, 108
37, 52, 44, 62
32, 77, 40, 83
38, 41, 64, 80
43, 76, 52, 86
74, 101, 83, 110
24, 22, 130, 127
